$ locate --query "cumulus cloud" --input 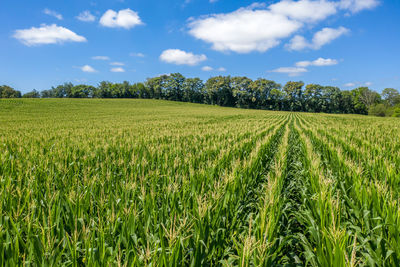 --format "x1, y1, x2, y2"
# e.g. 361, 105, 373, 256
99, 9, 143, 29
201, 66, 226, 71
202, 66, 213, 71
77, 11, 96, 22
286, 35, 308, 51
160, 49, 207, 66
312, 27, 349, 48
269, 0, 337, 22
43, 8, 63, 20
273, 57, 338, 77
339, 0, 379, 13
92, 56, 110, 60
81, 65, 97, 73
110, 67, 125, 72
13, 24, 86, 46
110, 62, 125, 66
296, 57, 338, 67
344, 81, 372, 87
188, 6, 301, 53
271, 67, 308, 76
188, 0, 377, 54
287, 26, 349, 50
